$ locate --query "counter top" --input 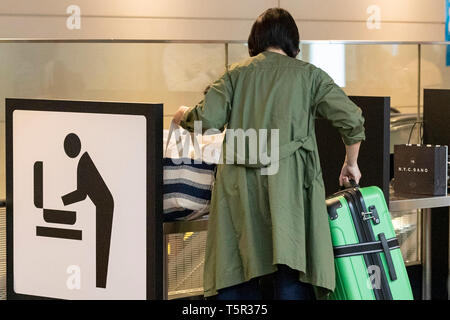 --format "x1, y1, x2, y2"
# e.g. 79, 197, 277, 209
163, 193, 450, 233
389, 193, 450, 212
